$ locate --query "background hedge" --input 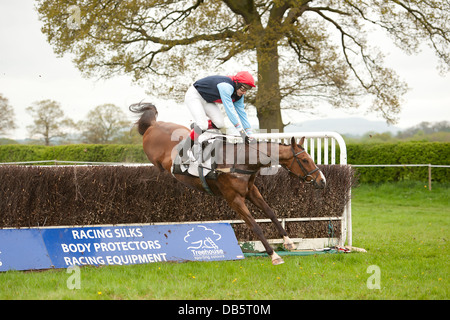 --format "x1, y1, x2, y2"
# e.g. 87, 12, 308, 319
347, 142, 449, 182
0, 141, 448, 182
0, 144, 147, 163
